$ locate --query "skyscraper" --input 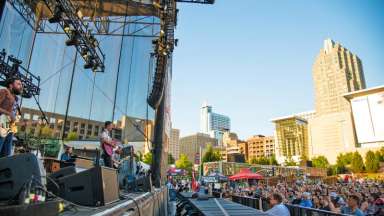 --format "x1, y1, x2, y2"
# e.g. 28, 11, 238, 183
310, 39, 366, 163
313, 39, 366, 115
179, 133, 218, 163
169, 128, 180, 160
200, 102, 230, 145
